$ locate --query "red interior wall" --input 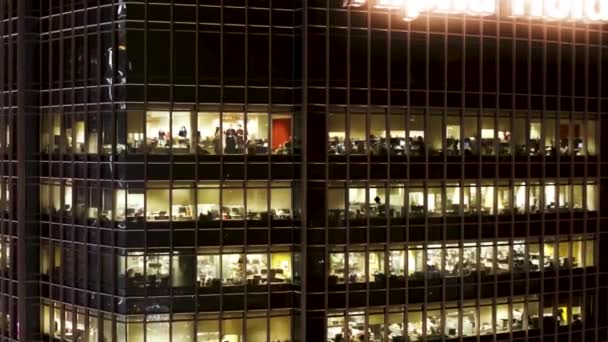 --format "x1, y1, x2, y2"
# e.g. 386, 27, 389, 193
272, 118, 291, 149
